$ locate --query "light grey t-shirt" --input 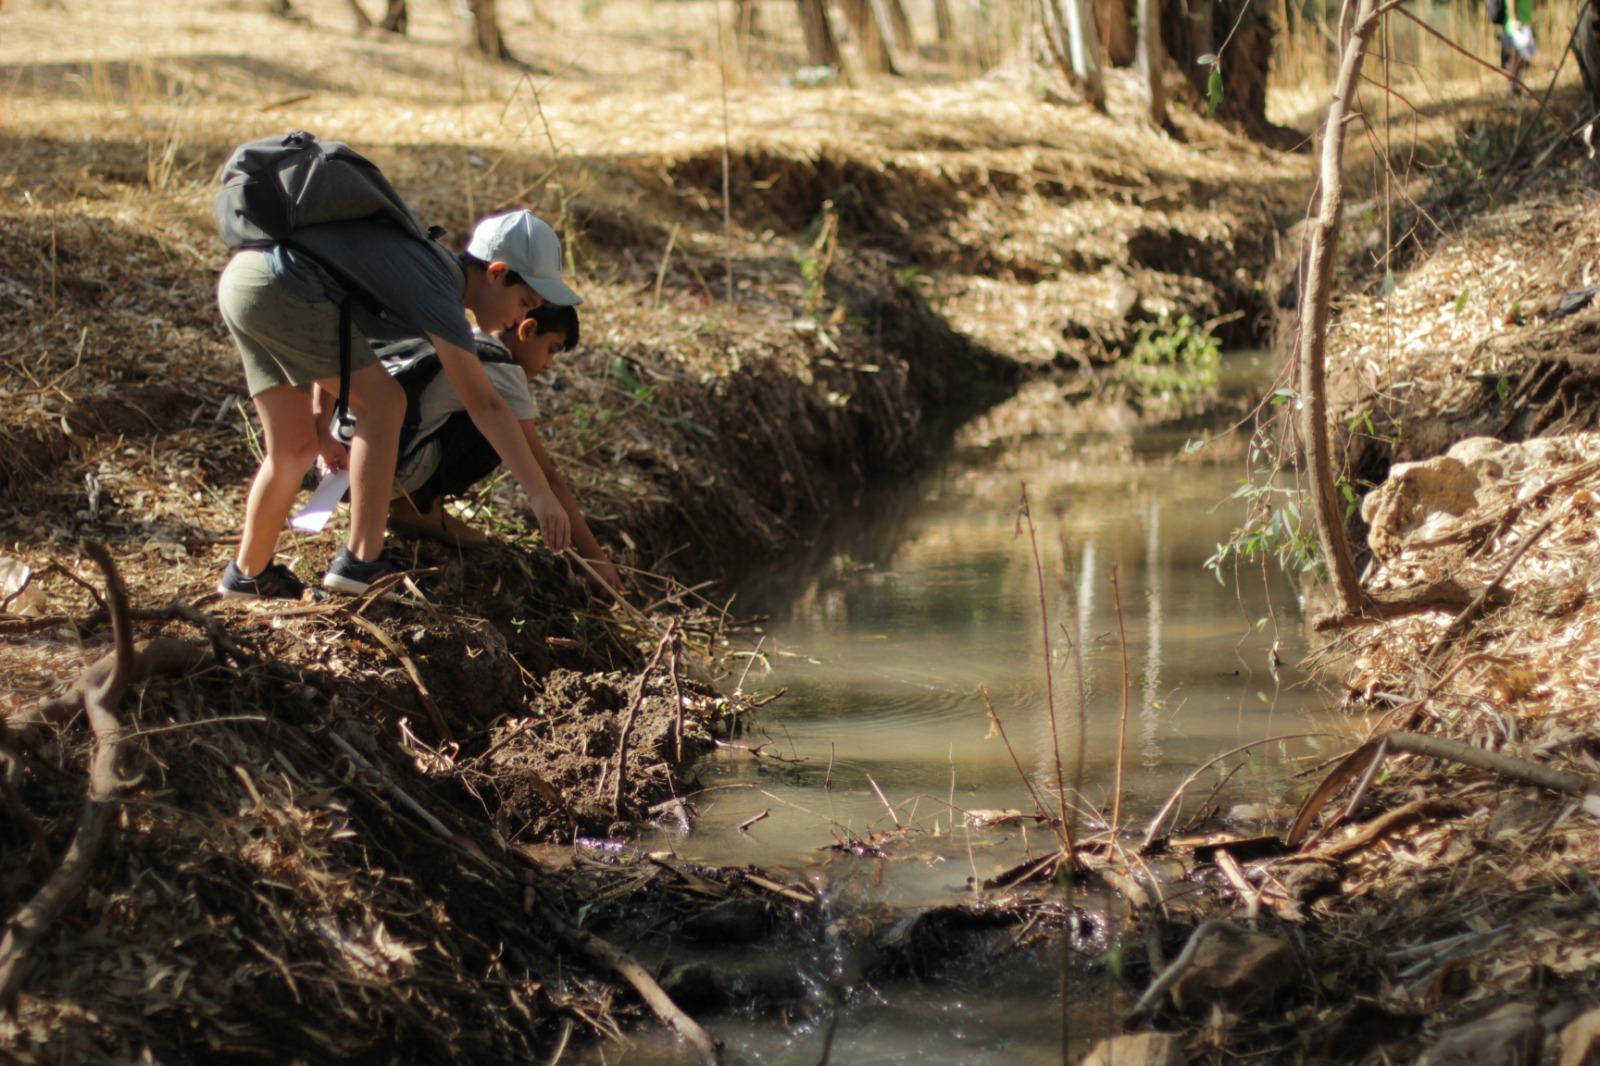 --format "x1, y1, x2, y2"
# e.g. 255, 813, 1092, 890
390, 331, 537, 499
408, 331, 537, 449
268, 219, 474, 352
